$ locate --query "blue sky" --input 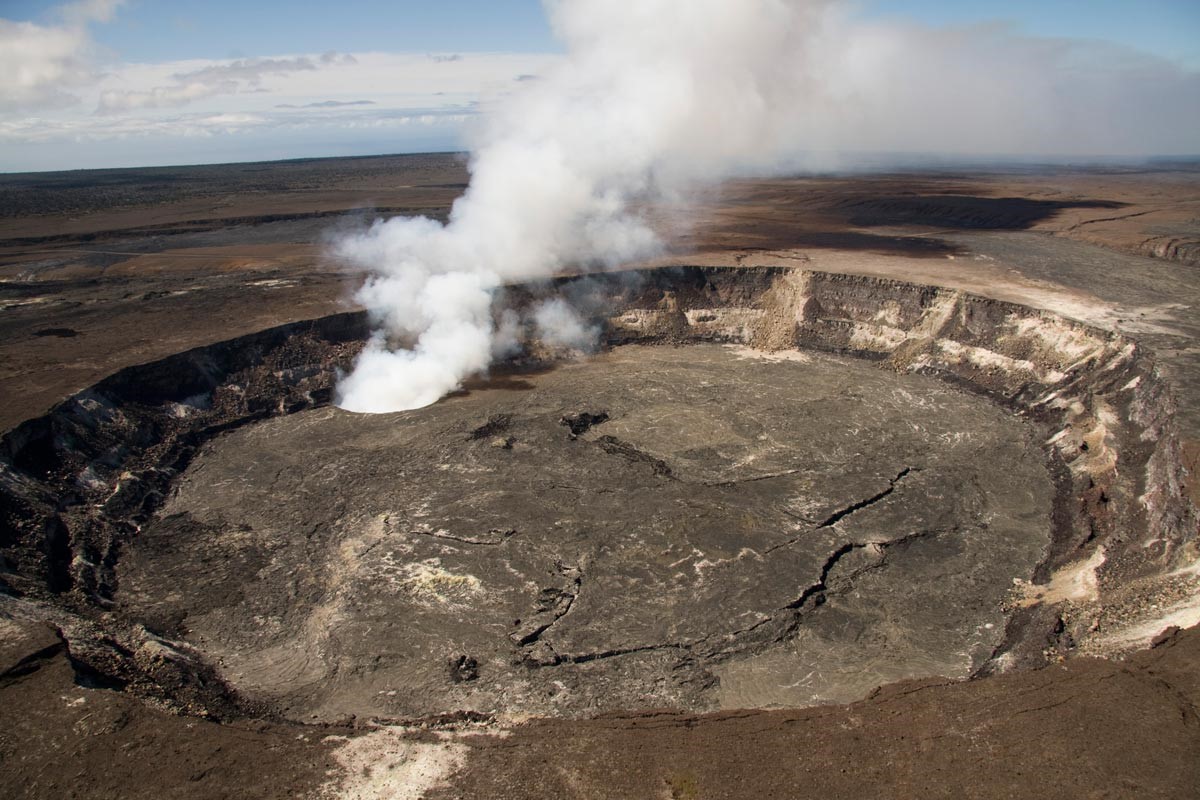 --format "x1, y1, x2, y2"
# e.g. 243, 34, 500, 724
4, 0, 560, 59
5, 0, 1194, 64
114, 0, 556, 59
1, 0, 1197, 171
